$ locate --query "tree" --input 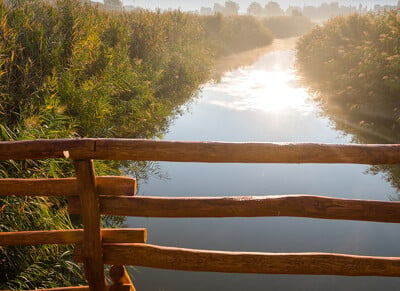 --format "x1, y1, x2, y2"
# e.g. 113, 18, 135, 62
224, 1, 239, 15
213, 3, 224, 14
200, 7, 212, 15
264, 1, 283, 17
104, 0, 122, 7
247, 2, 263, 16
